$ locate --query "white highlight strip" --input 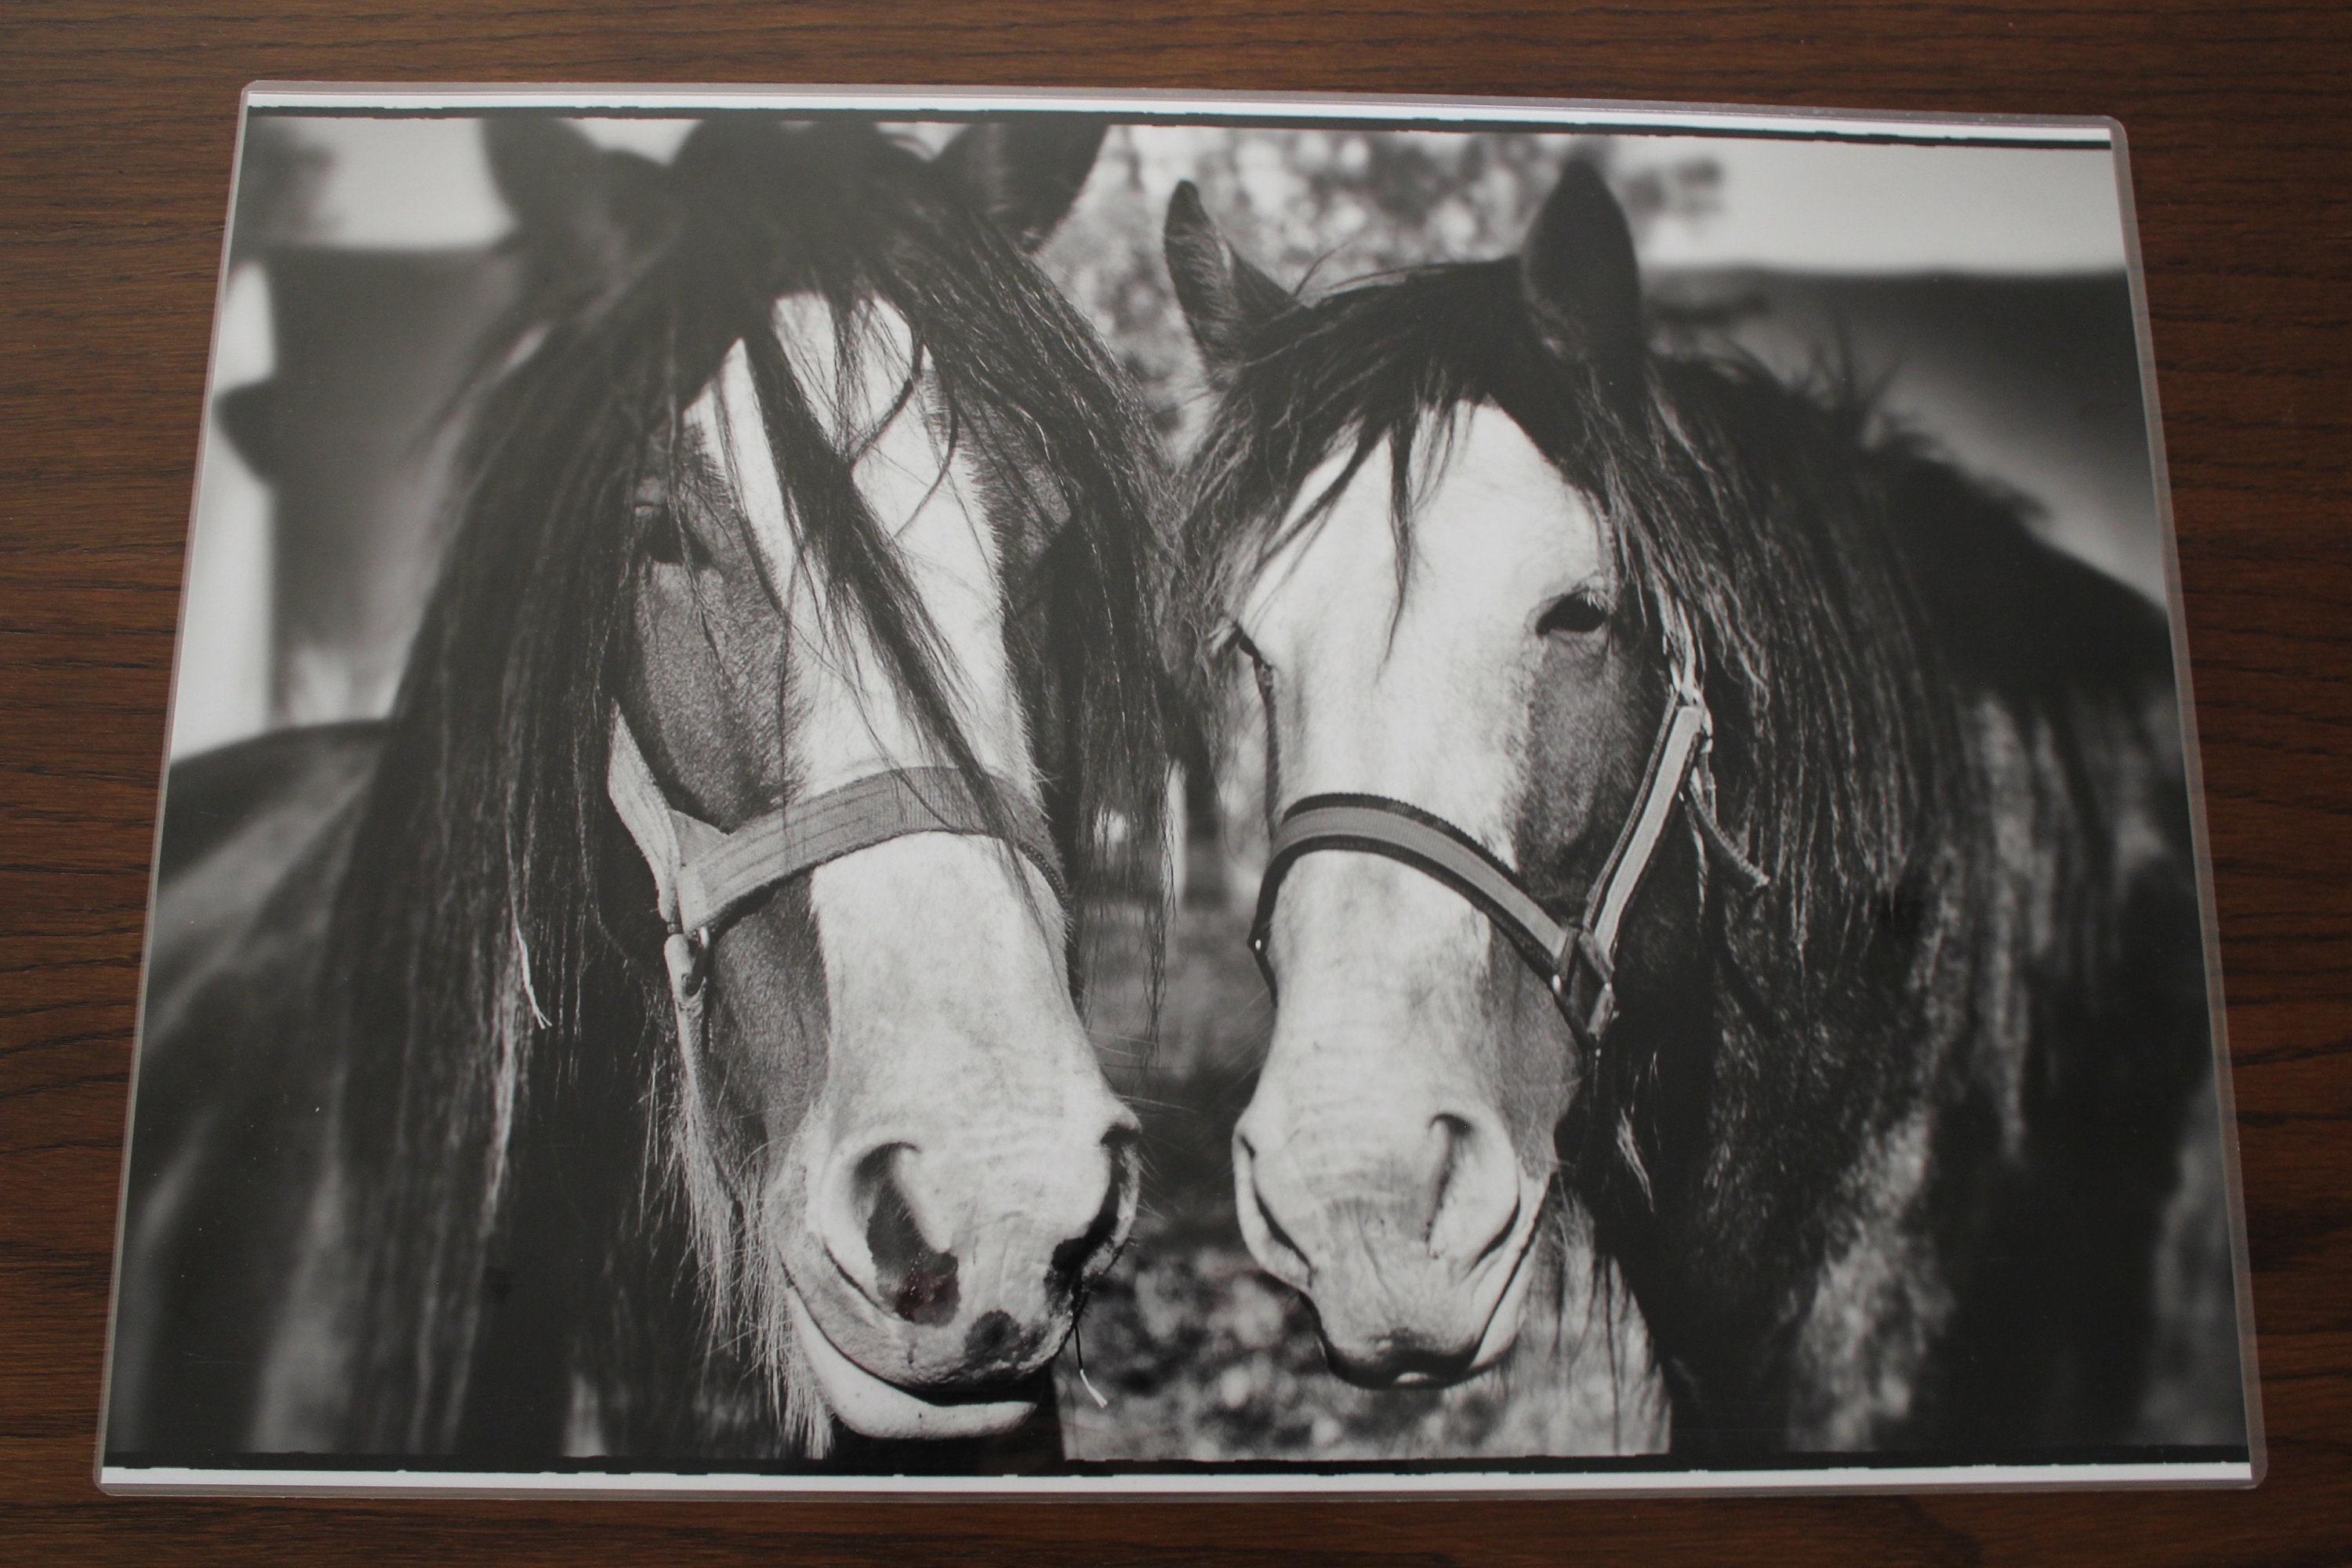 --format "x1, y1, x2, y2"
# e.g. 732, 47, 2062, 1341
102, 1460, 2251, 1499
241, 84, 2114, 147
